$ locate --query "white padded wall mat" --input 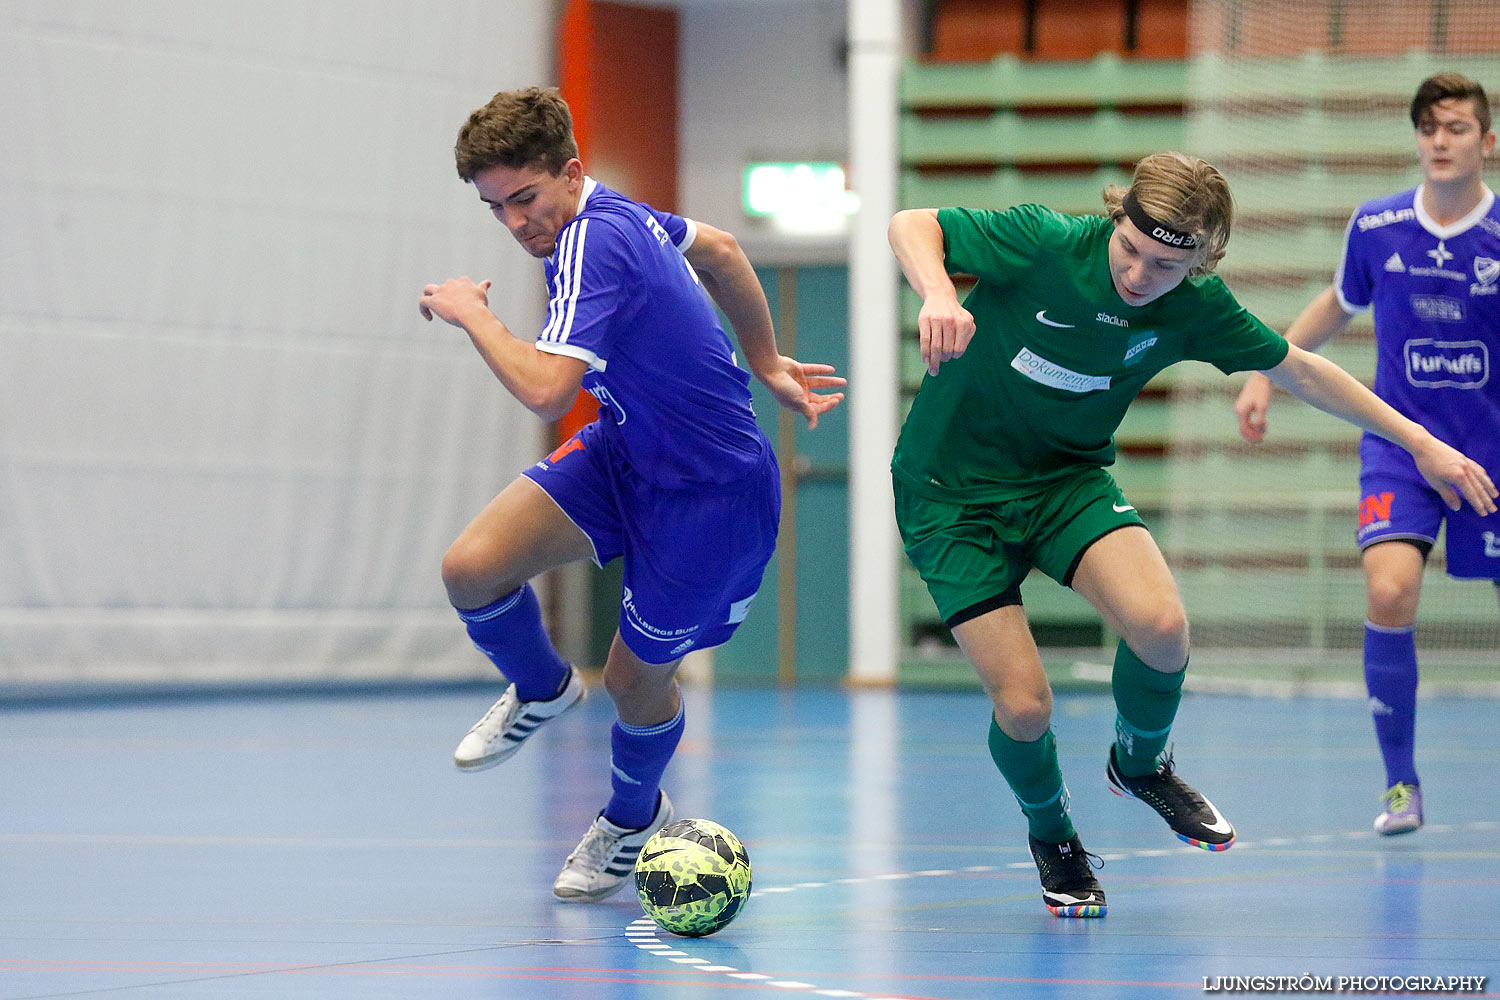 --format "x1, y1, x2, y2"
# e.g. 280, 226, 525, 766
0, 1, 556, 688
